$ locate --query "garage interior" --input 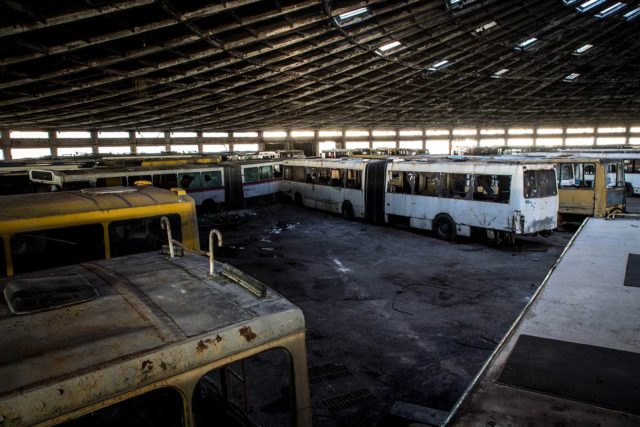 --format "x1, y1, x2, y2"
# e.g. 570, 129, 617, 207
1, 1, 640, 426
